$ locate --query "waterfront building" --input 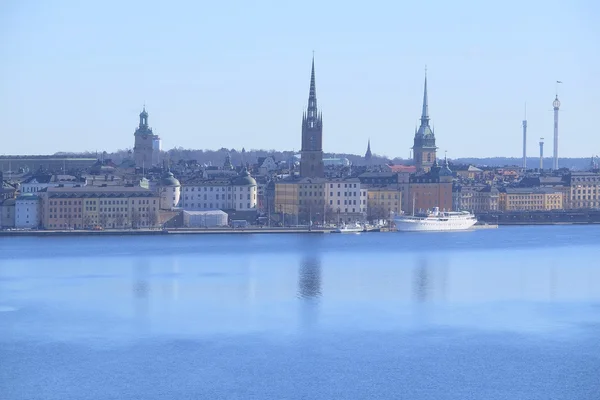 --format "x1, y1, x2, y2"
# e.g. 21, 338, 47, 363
300, 56, 324, 178
325, 178, 367, 223
408, 159, 453, 213
180, 168, 257, 213
566, 172, 600, 209
0, 198, 16, 228
498, 187, 563, 211
297, 177, 326, 223
453, 184, 499, 212
15, 193, 41, 229
366, 185, 402, 221
412, 70, 437, 172
133, 107, 161, 169
274, 178, 300, 224
183, 210, 228, 228
158, 171, 181, 210
40, 186, 160, 230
